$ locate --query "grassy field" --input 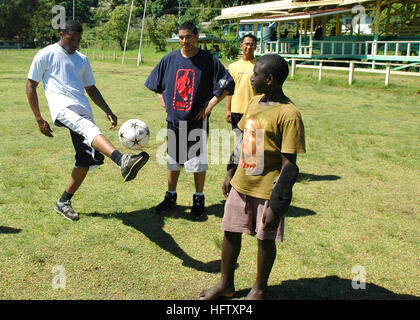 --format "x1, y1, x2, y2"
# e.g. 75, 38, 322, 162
0, 48, 419, 300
